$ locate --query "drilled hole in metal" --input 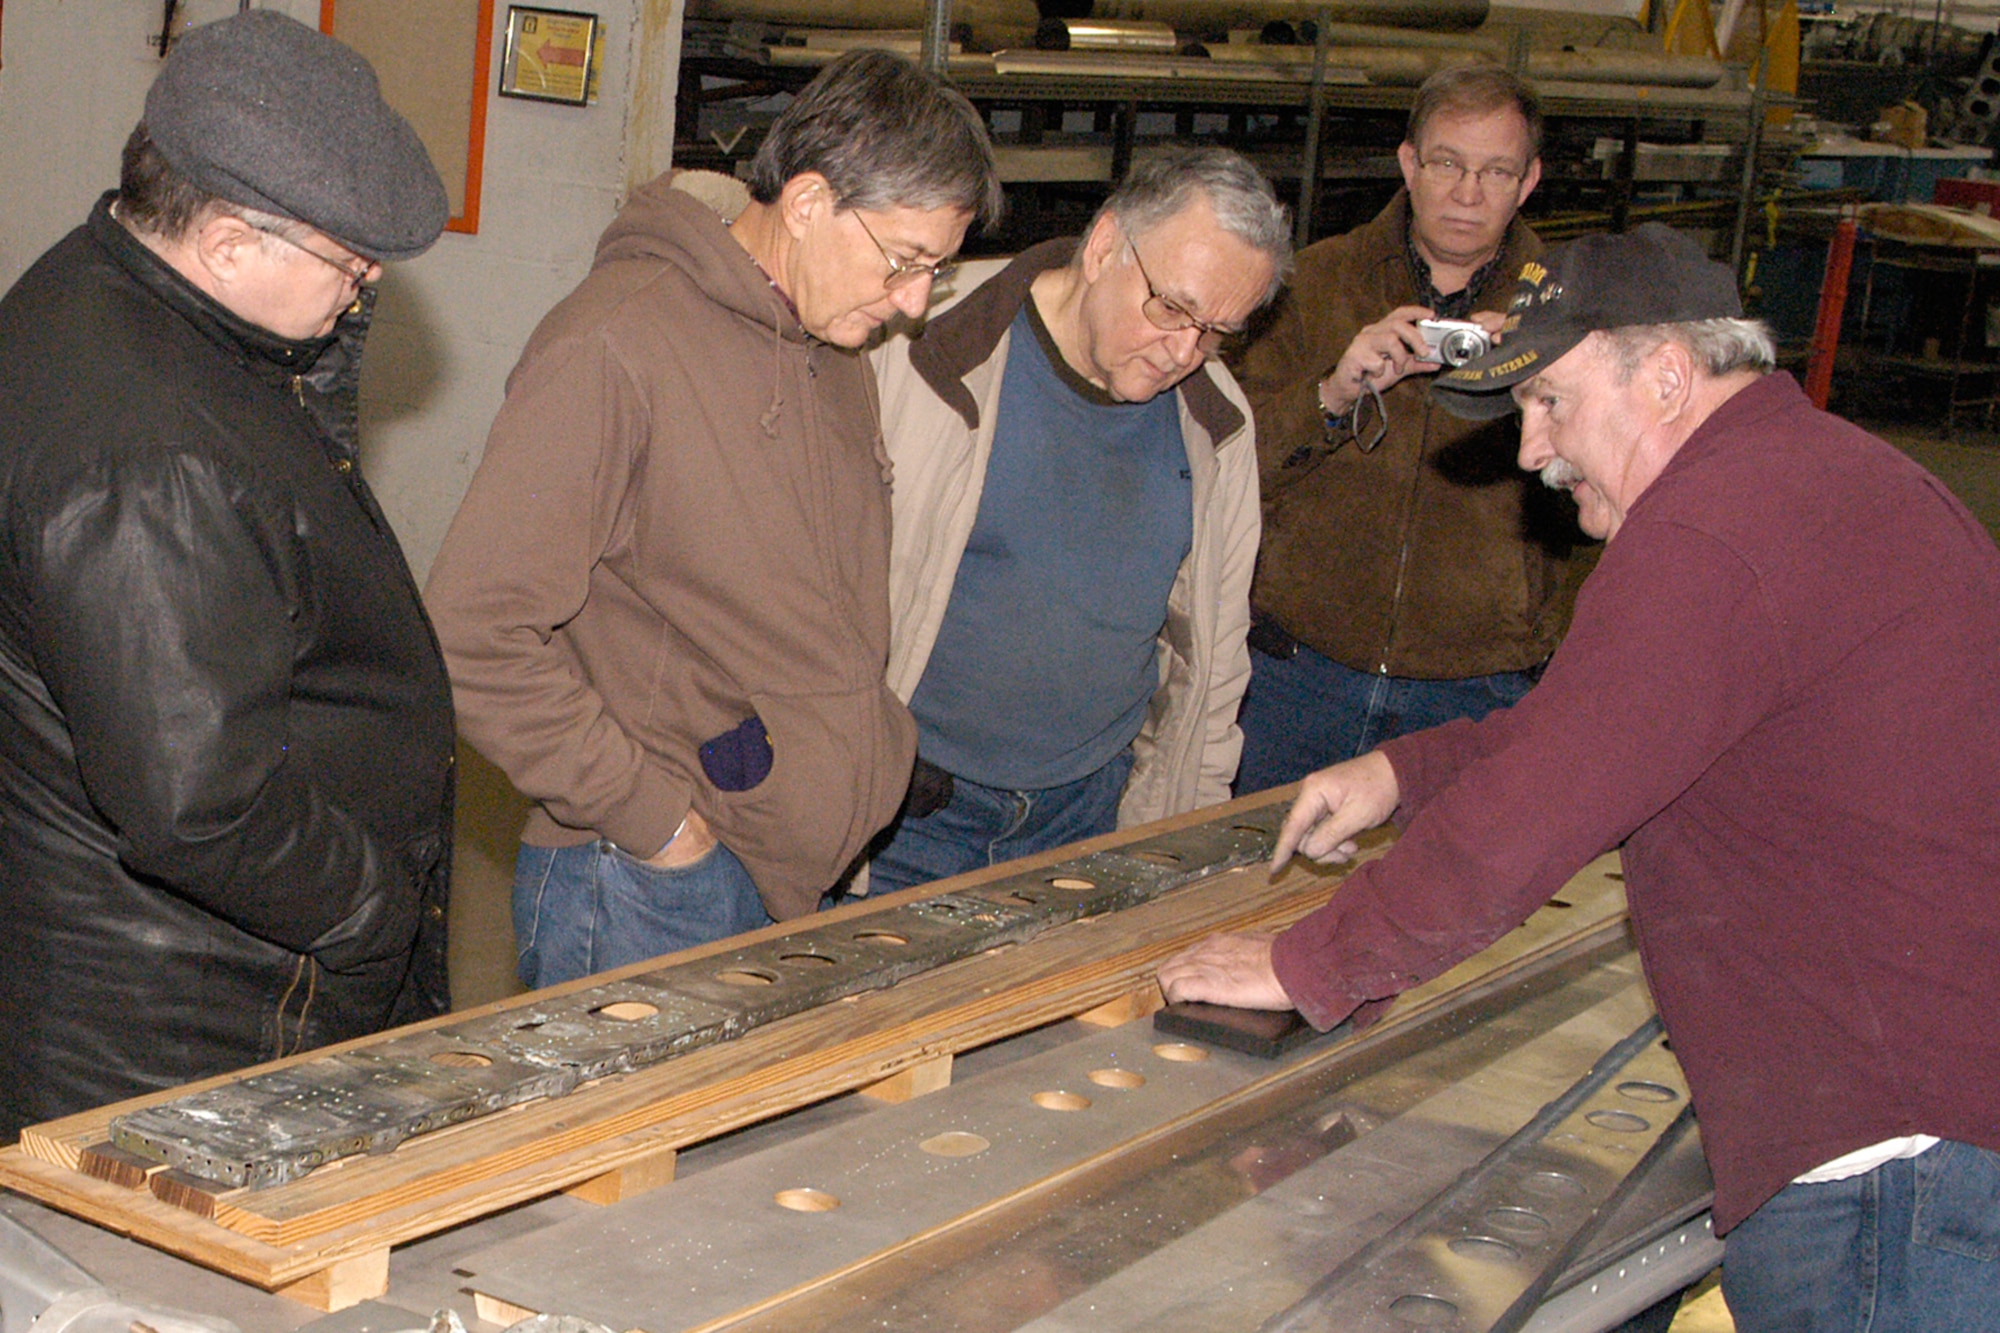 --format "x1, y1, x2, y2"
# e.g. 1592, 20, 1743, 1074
1032, 1090, 1091, 1111
1586, 1109, 1652, 1133
1546, 898, 1573, 909
1387, 1294, 1459, 1325
591, 1001, 659, 1021
778, 952, 840, 966
1230, 824, 1268, 835
1482, 1206, 1552, 1240
1521, 1171, 1585, 1199
430, 1051, 492, 1068
717, 968, 778, 986
1047, 876, 1096, 890
1130, 850, 1184, 866
1010, 892, 1046, 905
1152, 1042, 1208, 1063
1088, 1068, 1144, 1090
853, 930, 908, 945
920, 1131, 990, 1157
1607, 871, 1626, 881
1448, 1235, 1522, 1263
774, 1188, 839, 1213
1618, 1080, 1680, 1103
